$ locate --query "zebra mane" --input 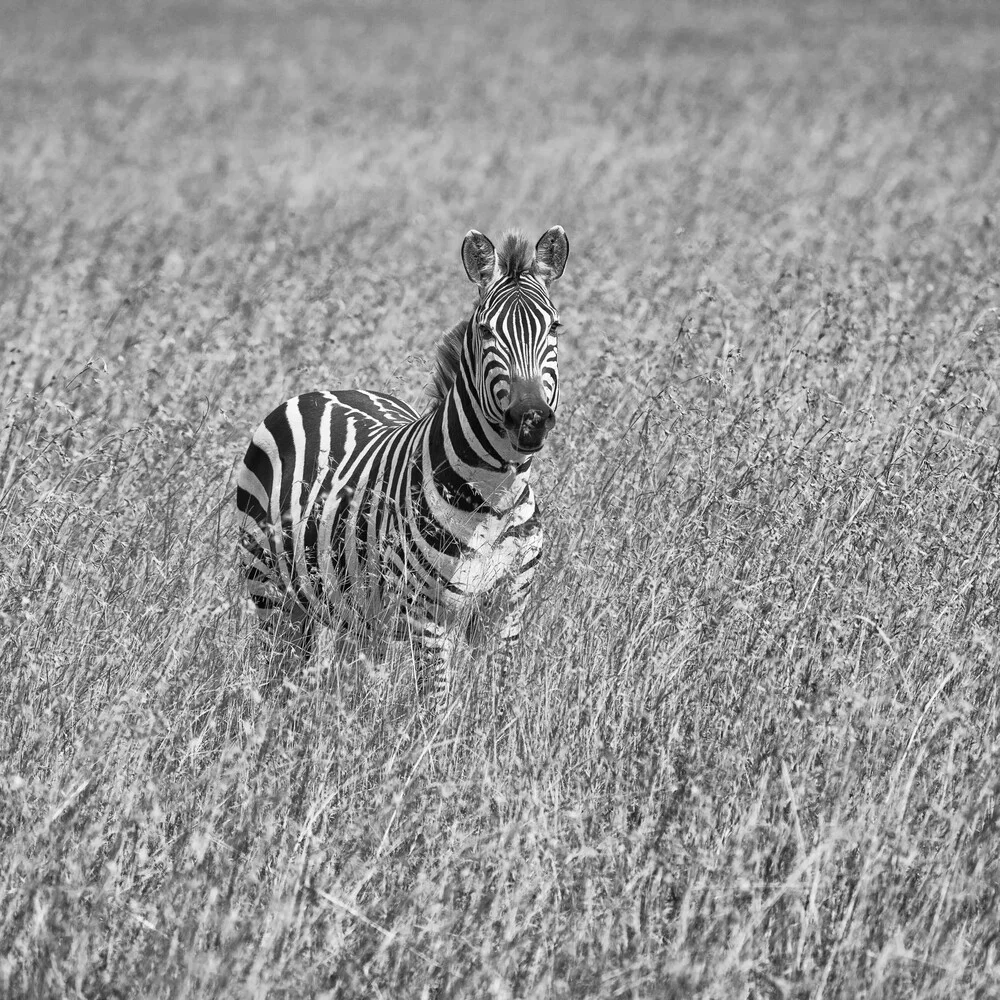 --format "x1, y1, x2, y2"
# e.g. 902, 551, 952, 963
428, 319, 466, 407
496, 230, 535, 278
